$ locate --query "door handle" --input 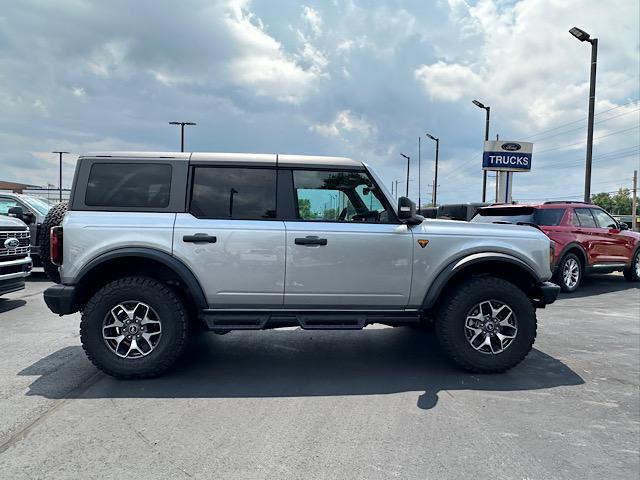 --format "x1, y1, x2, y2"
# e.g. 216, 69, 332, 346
295, 236, 327, 246
183, 234, 217, 244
